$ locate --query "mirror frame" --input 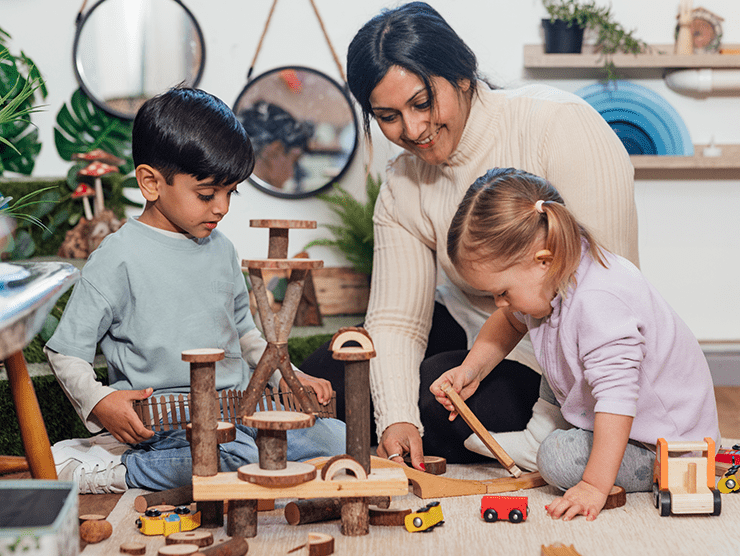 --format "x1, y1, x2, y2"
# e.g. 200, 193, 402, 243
72, 0, 206, 121
233, 66, 359, 199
